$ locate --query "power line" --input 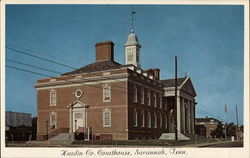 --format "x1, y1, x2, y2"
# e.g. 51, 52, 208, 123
7, 57, 127, 90
6, 43, 84, 68
7, 33, 86, 61
6, 46, 76, 69
6, 58, 63, 74
196, 107, 225, 122
6, 65, 127, 94
6, 46, 128, 89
